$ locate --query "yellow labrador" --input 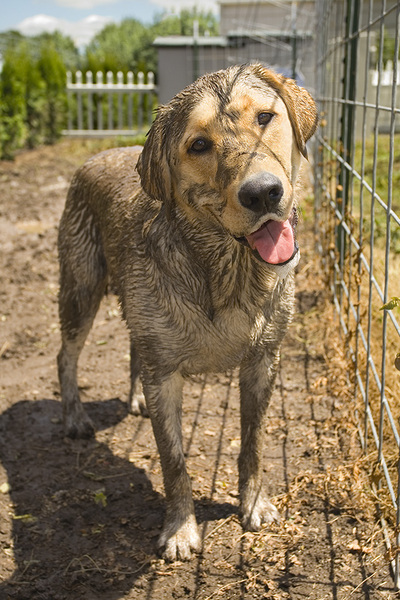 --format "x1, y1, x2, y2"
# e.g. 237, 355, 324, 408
57, 63, 318, 560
